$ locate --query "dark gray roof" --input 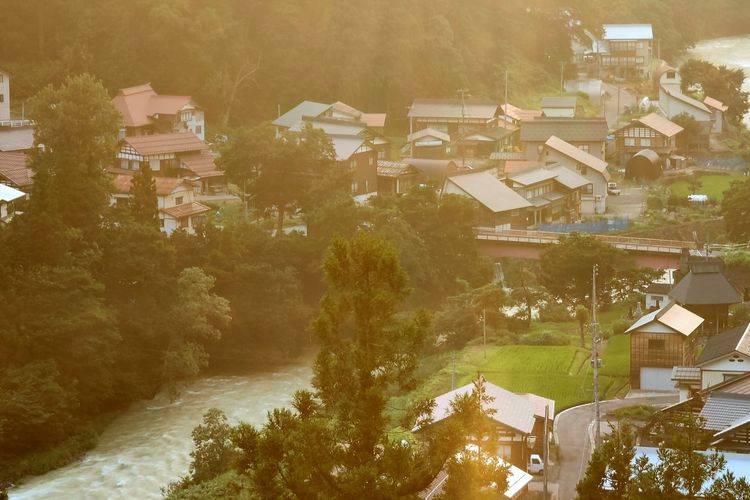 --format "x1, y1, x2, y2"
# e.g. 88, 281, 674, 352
669, 269, 742, 306
520, 118, 608, 142
696, 323, 750, 365
671, 366, 701, 383
646, 282, 672, 295
699, 392, 750, 431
